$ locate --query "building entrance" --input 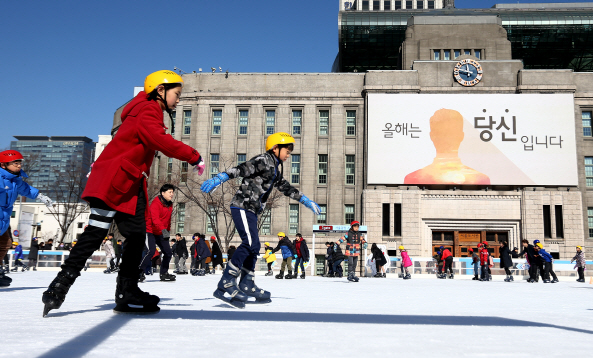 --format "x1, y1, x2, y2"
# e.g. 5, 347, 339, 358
431, 230, 509, 258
